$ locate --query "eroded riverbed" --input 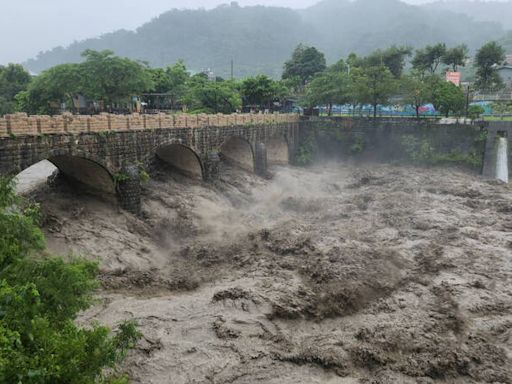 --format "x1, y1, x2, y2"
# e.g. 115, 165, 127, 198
29, 162, 512, 383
